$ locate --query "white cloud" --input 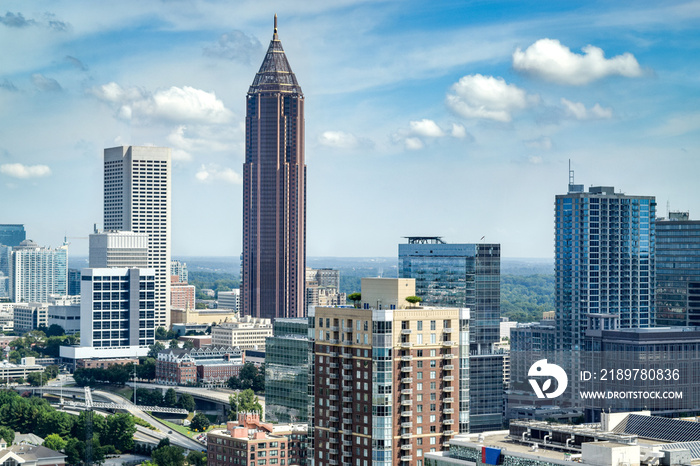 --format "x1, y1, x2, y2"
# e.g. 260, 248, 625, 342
450, 123, 467, 139
0, 163, 51, 179
409, 119, 445, 138
31, 74, 62, 92
195, 164, 242, 184
513, 39, 643, 85
561, 98, 613, 120
446, 74, 537, 122
203, 30, 264, 64
319, 131, 360, 149
89, 82, 233, 124
404, 137, 424, 150
524, 136, 552, 150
